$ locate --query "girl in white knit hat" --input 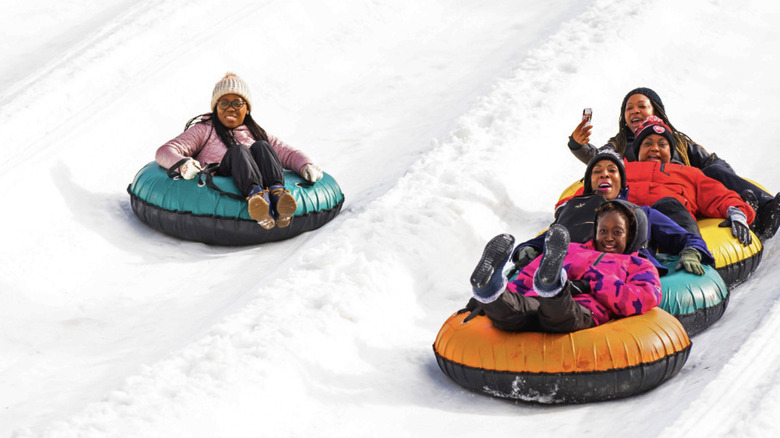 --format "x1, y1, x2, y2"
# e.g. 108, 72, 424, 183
156, 72, 325, 230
